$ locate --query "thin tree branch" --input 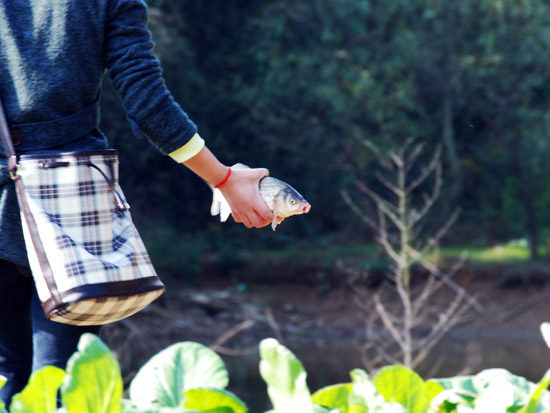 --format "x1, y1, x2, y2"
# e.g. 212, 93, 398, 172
406, 145, 442, 194
356, 179, 402, 220
411, 274, 440, 318
341, 189, 385, 236
415, 208, 461, 258
375, 171, 404, 198
210, 319, 257, 351
417, 291, 465, 352
412, 302, 470, 368
405, 245, 483, 312
412, 253, 467, 324
390, 152, 404, 169
408, 164, 442, 229
378, 235, 405, 267
405, 141, 427, 173
265, 308, 285, 344
359, 138, 383, 158
374, 294, 405, 349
